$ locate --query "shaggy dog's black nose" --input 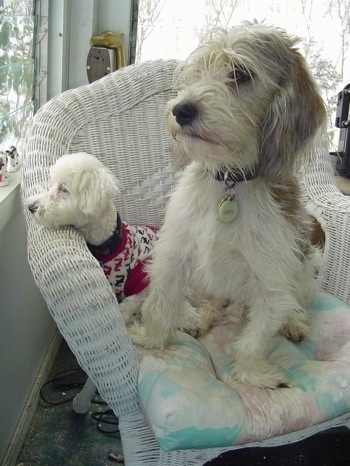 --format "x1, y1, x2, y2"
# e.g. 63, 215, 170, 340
172, 102, 198, 126
28, 202, 38, 213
